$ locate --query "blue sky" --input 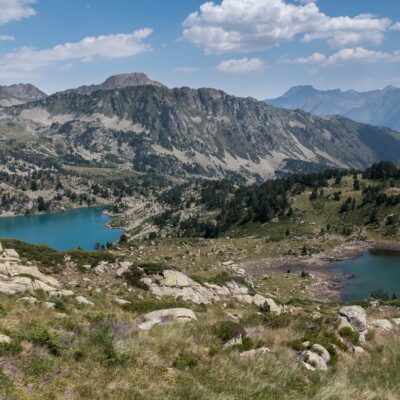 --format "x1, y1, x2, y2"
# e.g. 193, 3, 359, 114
0, 0, 399, 98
